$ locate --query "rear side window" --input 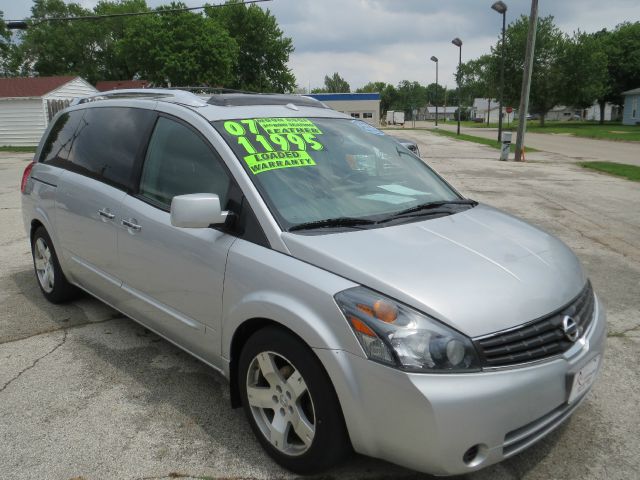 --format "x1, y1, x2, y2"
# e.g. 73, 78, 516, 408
66, 107, 155, 190
40, 111, 84, 164
139, 116, 230, 208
